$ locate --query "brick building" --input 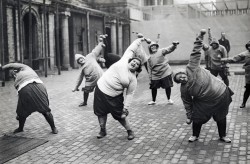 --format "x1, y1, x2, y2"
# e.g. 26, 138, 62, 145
0, 0, 141, 81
